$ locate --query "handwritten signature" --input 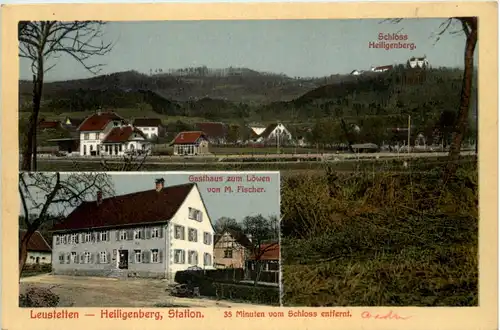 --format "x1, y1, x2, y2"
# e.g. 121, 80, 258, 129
361, 311, 412, 320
